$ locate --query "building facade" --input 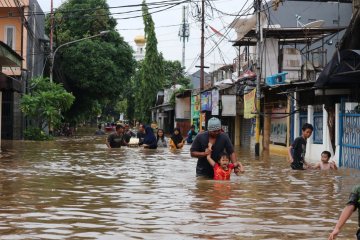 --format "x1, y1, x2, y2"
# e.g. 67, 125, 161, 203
0, 0, 46, 139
